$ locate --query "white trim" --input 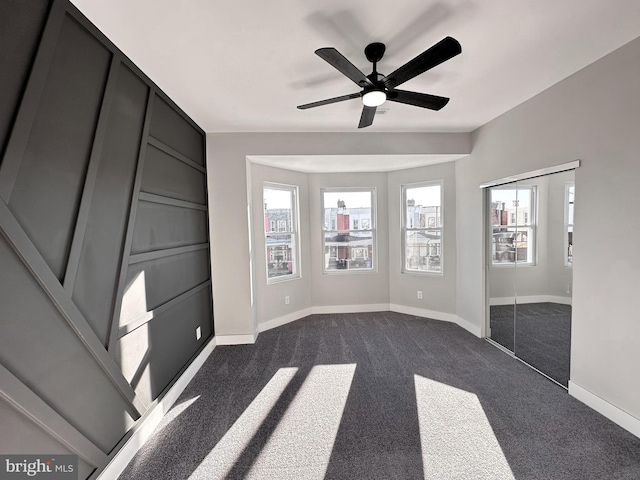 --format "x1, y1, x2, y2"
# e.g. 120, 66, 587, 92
455, 316, 483, 338
489, 295, 572, 306
97, 338, 217, 479
257, 305, 387, 334
389, 303, 457, 323
479, 160, 580, 188
312, 303, 389, 315
215, 334, 257, 345
258, 307, 314, 333
255, 304, 484, 338
569, 381, 640, 439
